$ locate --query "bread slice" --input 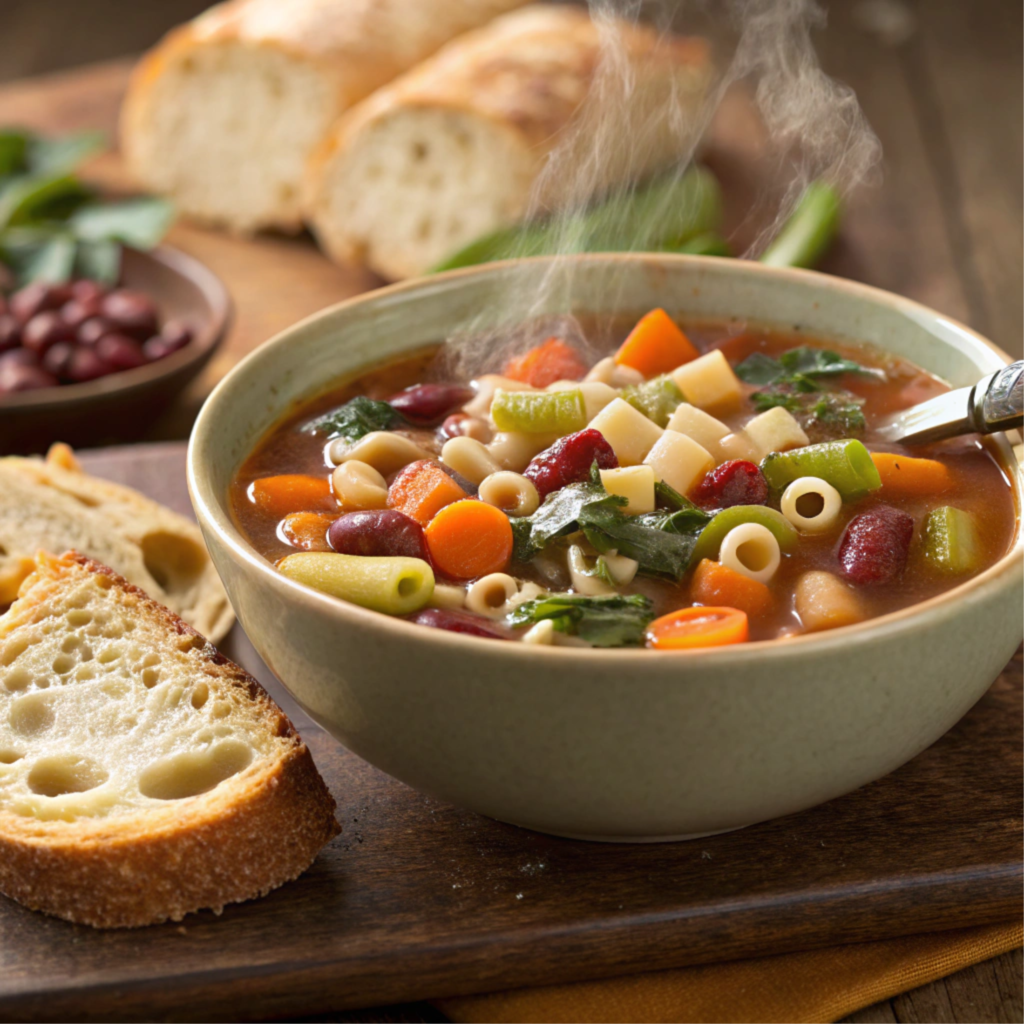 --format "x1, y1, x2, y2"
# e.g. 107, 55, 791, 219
120, 0, 529, 233
306, 5, 712, 280
0, 551, 339, 928
0, 444, 233, 643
